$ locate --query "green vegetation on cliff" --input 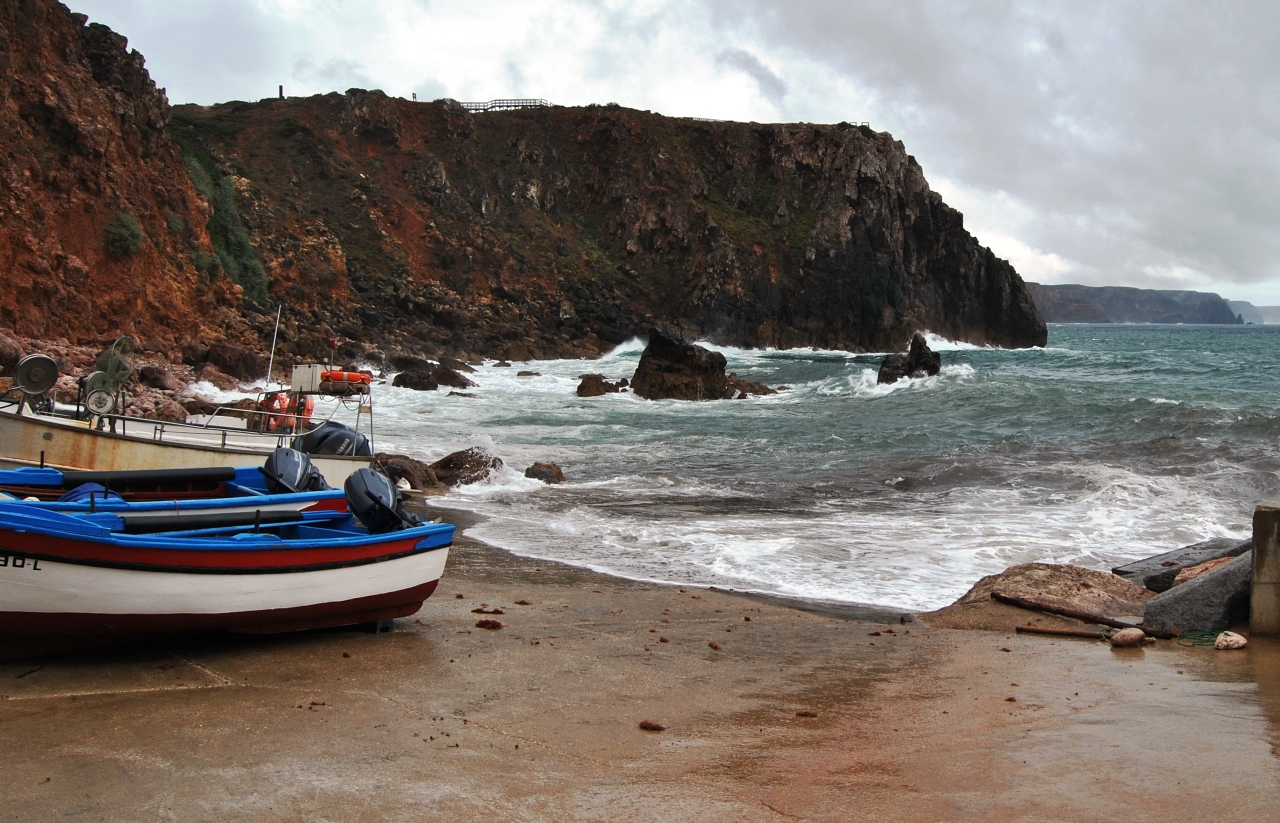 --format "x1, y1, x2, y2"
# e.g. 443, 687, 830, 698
170, 116, 270, 307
